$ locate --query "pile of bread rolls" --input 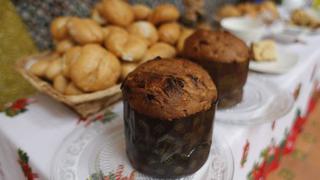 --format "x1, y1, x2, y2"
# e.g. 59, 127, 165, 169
217, 1, 279, 21
29, 0, 195, 95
